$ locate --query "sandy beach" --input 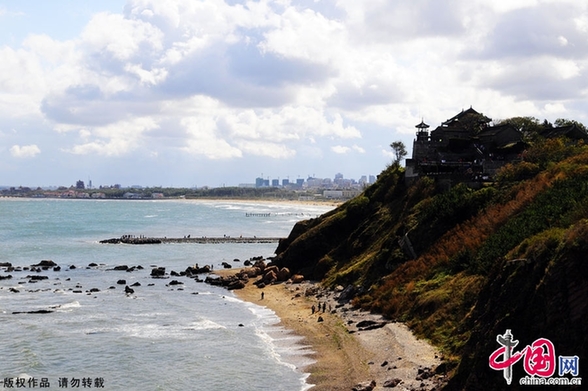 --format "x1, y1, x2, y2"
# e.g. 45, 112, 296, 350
225, 273, 447, 391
